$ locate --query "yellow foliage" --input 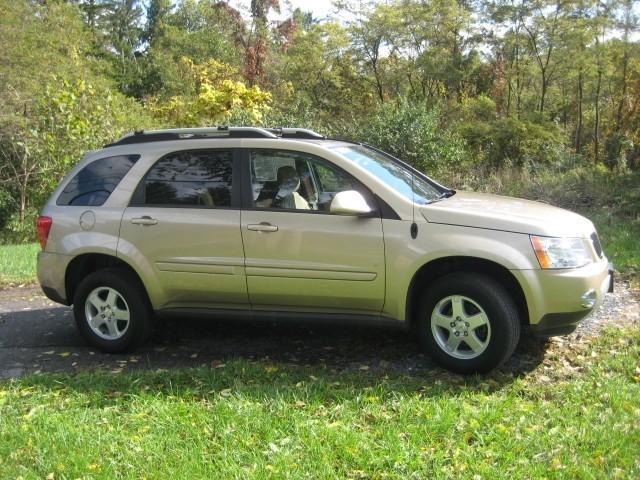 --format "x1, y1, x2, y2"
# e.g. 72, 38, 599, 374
148, 57, 272, 126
